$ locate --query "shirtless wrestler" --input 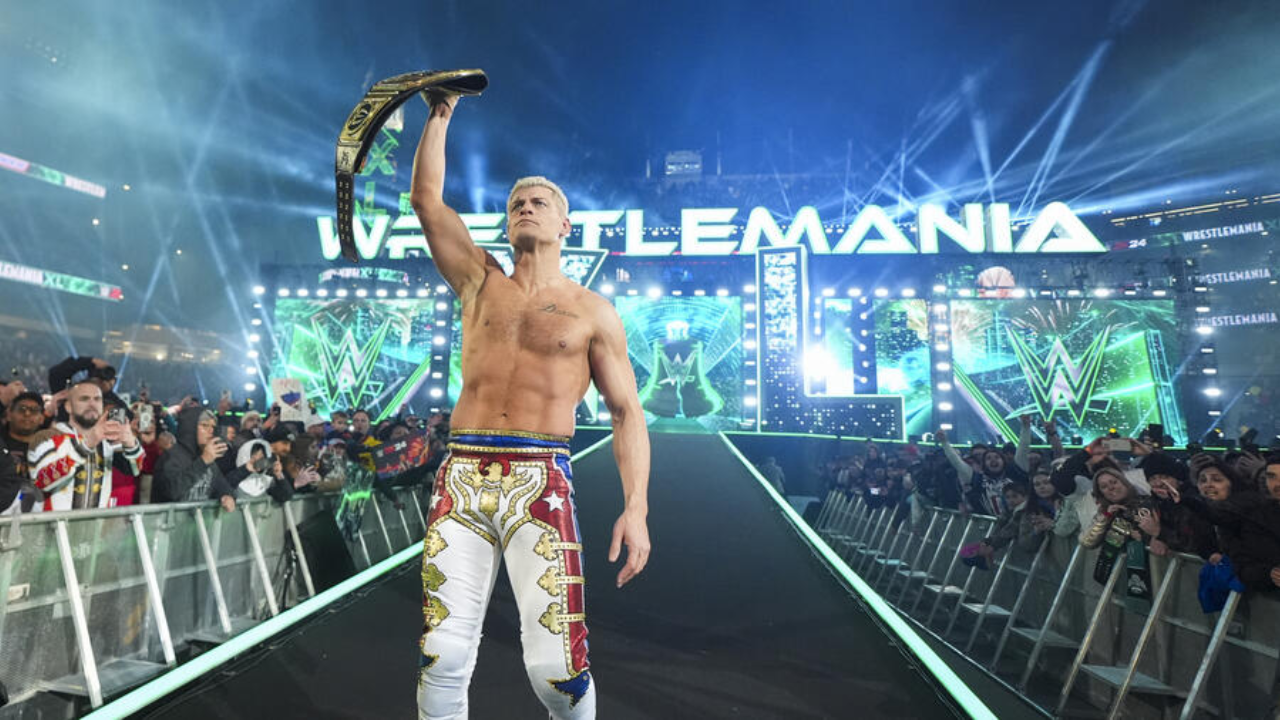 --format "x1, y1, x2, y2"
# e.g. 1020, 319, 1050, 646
409, 91, 651, 720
